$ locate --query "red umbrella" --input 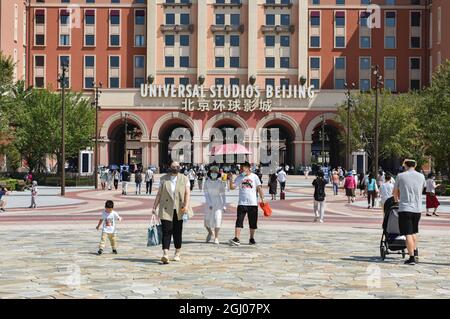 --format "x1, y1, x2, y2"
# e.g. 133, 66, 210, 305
211, 144, 252, 155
